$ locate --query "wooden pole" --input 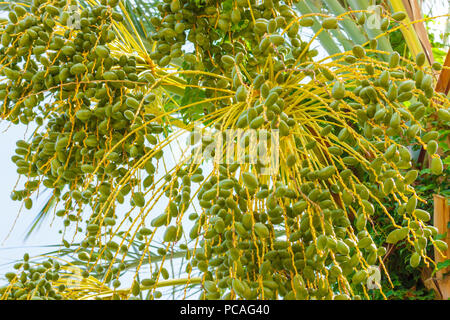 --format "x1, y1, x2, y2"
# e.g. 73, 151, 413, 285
433, 194, 450, 300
